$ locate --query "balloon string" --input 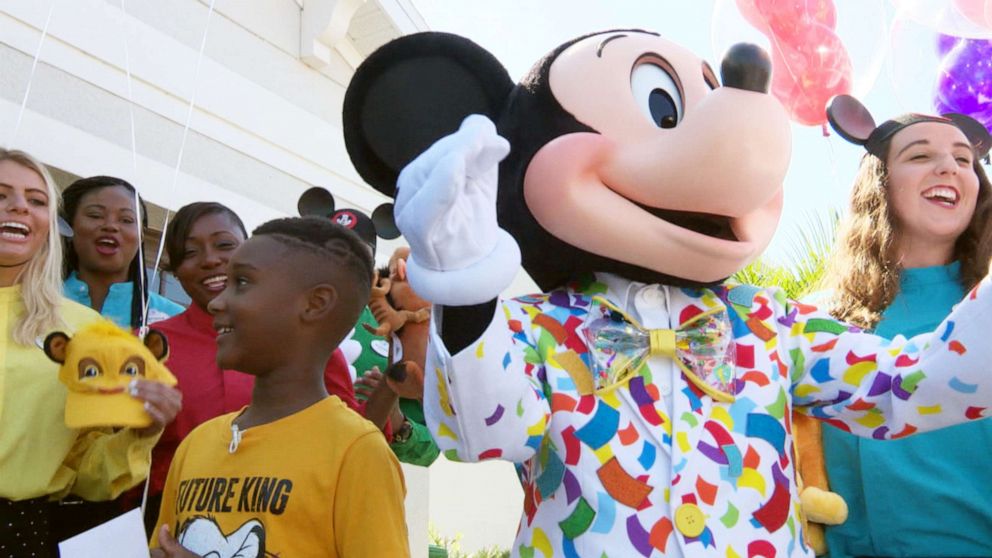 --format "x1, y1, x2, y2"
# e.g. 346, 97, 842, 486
145, 0, 218, 325
8, 0, 57, 148
118, 0, 149, 336
113, 0, 156, 518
